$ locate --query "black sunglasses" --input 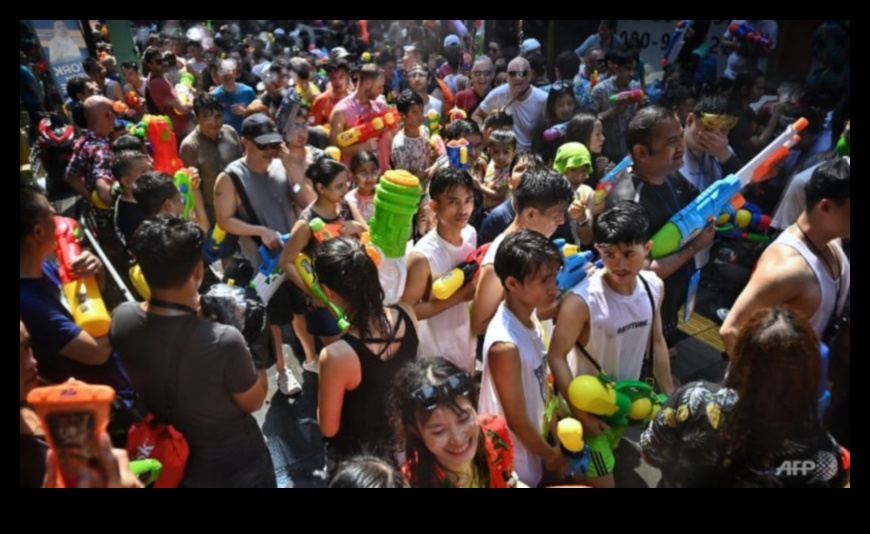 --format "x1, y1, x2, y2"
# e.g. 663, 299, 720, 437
256, 142, 282, 151
411, 374, 473, 412
508, 70, 530, 79
551, 81, 574, 91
